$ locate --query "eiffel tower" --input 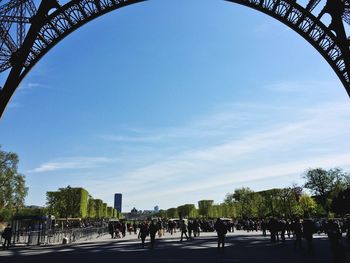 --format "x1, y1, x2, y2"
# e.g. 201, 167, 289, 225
0, 0, 349, 117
